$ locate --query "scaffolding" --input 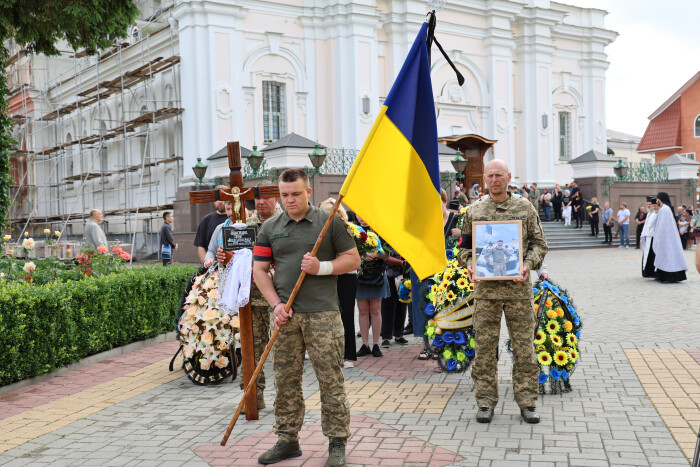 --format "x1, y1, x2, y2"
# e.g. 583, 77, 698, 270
5, 0, 183, 258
